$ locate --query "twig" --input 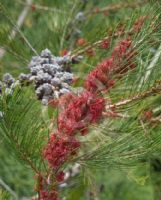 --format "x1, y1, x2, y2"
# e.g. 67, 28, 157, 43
17, 0, 67, 14
71, 29, 132, 58
106, 81, 161, 110
150, 116, 161, 124
0, 0, 33, 59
